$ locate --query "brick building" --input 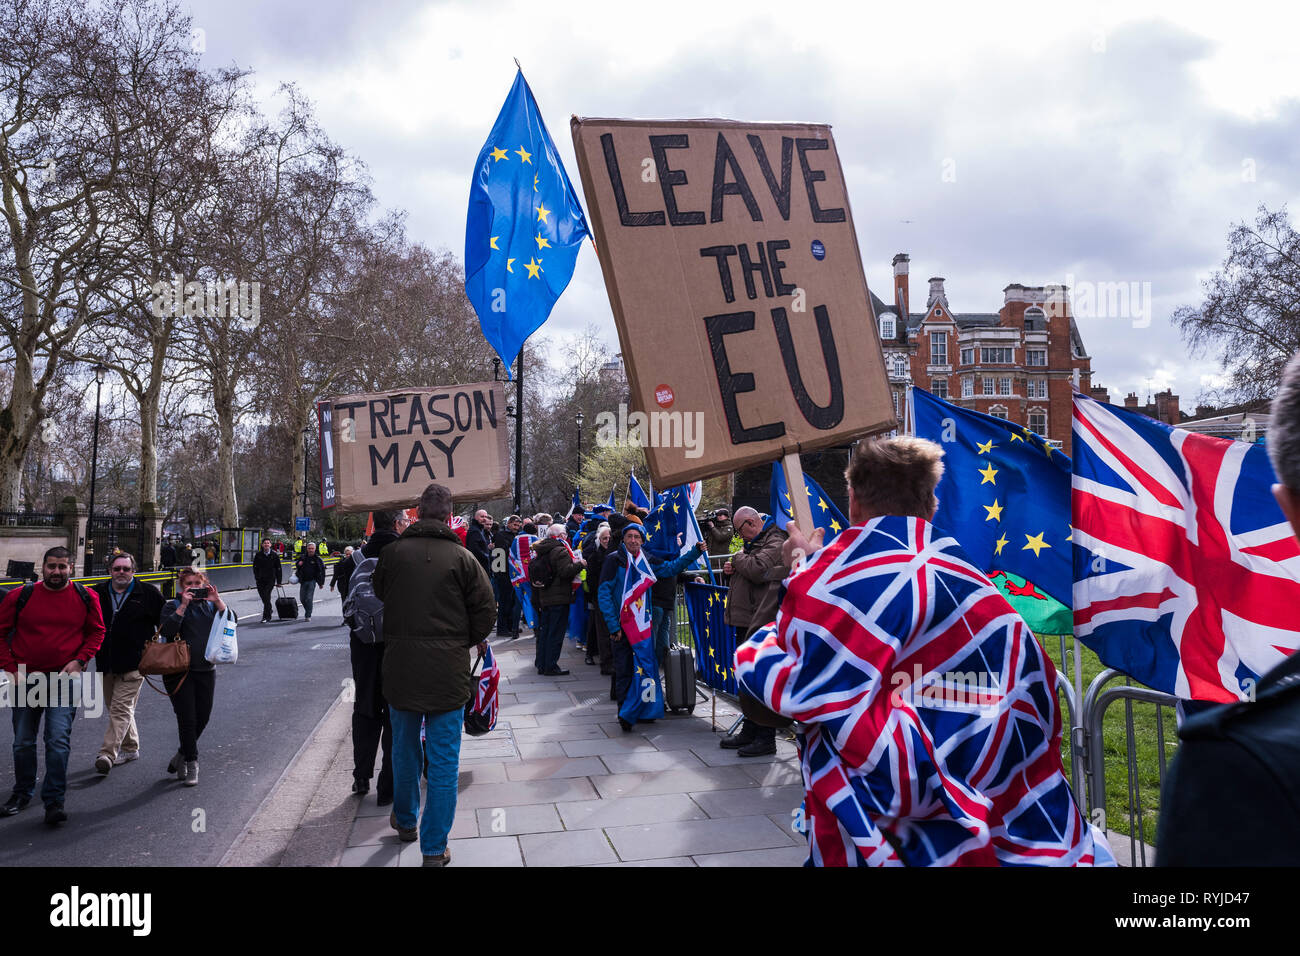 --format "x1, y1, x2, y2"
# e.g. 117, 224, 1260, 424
877, 253, 1096, 454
